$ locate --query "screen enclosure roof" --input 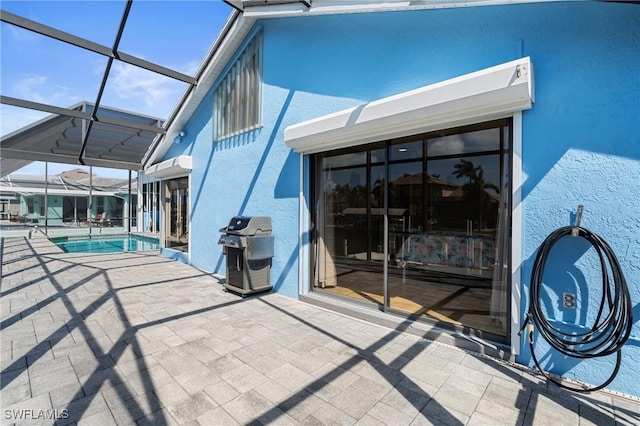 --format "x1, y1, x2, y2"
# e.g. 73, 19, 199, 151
1, 101, 164, 173
0, 1, 233, 176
